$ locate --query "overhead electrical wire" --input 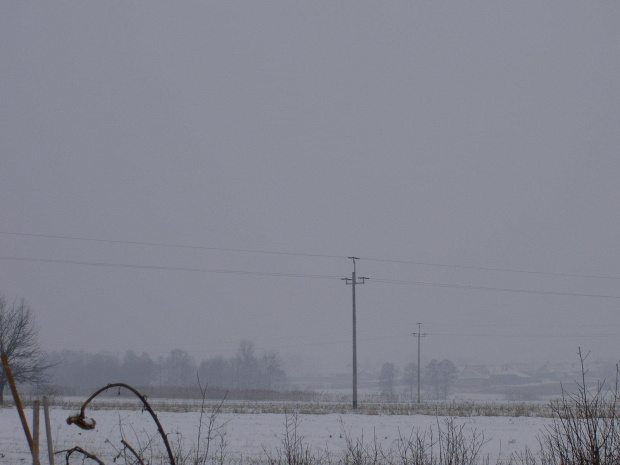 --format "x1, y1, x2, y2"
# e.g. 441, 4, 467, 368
429, 332, 620, 339
370, 277, 620, 299
423, 322, 620, 329
0, 231, 343, 260
130, 329, 618, 357
1, 230, 618, 281
360, 256, 620, 281
5, 231, 617, 359
0, 256, 340, 280
264, 332, 620, 352
1, 255, 619, 300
